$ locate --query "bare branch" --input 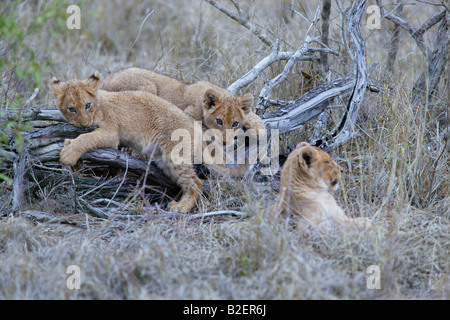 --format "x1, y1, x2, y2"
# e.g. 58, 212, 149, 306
187, 210, 248, 221
416, 9, 446, 35
261, 77, 355, 134
6, 107, 66, 122
12, 148, 28, 212
80, 199, 109, 219
256, 35, 317, 114
227, 41, 308, 95
386, 0, 403, 72
320, 0, 332, 73
320, 0, 369, 151
377, 0, 448, 103
130, 9, 154, 48
229, 0, 243, 16
23, 88, 40, 108
204, 0, 273, 46
415, 0, 450, 13
310, 110, 331, 142
412, 12, 449, 103
335, 0, 351, 58
376, 0, 430, 58
227, 39, 338, 95
255, 8, 321, 114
